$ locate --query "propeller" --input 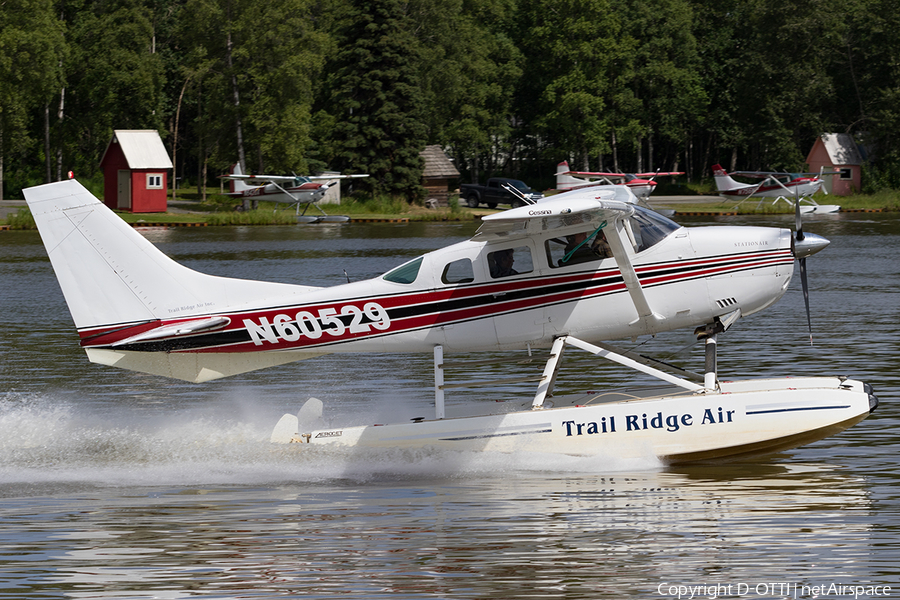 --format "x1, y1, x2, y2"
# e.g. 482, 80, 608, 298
792, 190, 830, 345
